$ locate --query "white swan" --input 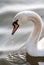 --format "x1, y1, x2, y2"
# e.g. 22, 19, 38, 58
12, 11, 44, 65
